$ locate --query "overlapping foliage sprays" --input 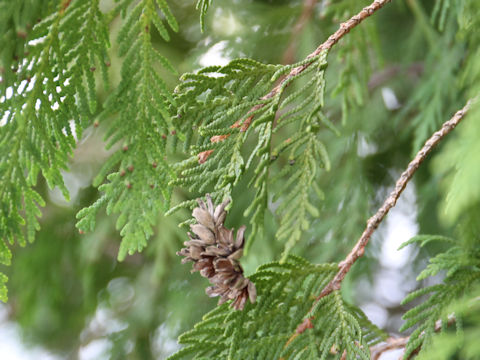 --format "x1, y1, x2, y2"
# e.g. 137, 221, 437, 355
1, 0, 480, 359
